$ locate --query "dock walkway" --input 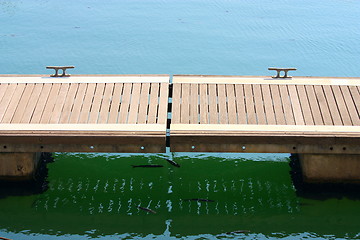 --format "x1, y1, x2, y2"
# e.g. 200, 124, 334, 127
170, 75, 360, 154
0, 75, 169, 153
0, 74, 359, 154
